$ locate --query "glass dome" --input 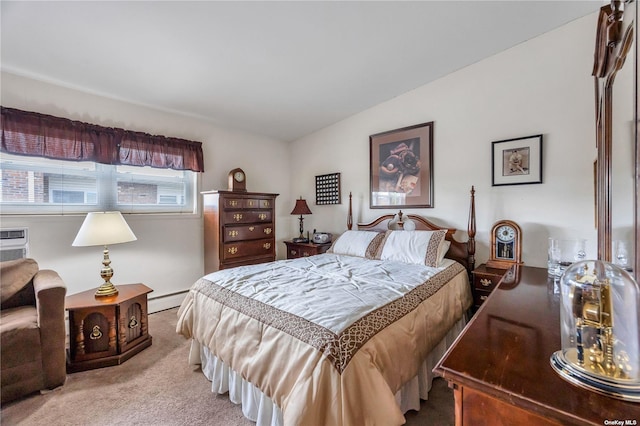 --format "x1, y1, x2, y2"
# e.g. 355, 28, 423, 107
551, 260, 640, 401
